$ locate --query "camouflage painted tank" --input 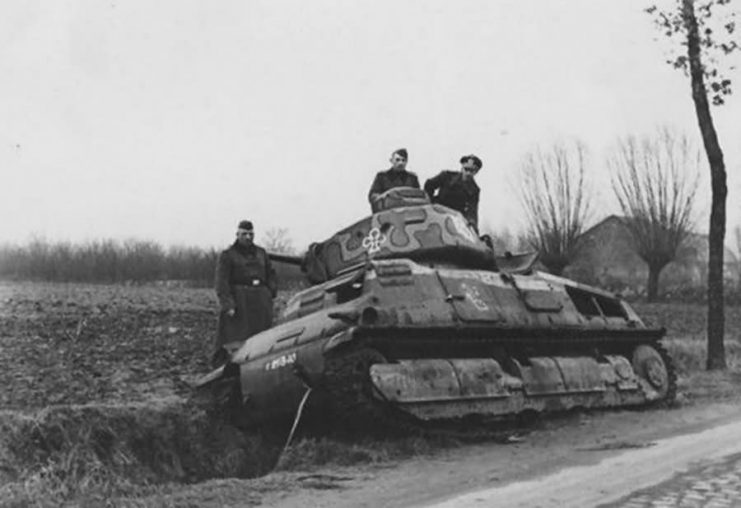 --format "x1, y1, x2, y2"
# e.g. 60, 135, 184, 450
197, 188, 676, 431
